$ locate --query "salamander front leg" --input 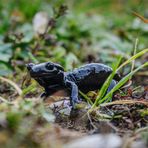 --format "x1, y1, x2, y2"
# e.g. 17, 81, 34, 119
65, 79, 79, 108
